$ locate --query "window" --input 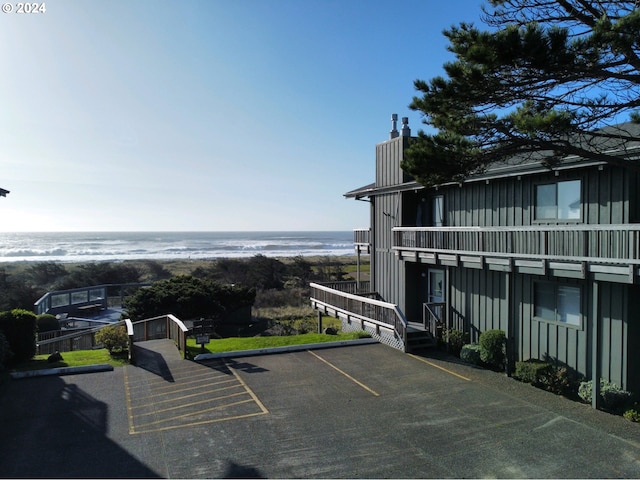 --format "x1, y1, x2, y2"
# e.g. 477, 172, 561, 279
535, 180, 581, 220
534, 282, 581, 326
432, 195, 444, 227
